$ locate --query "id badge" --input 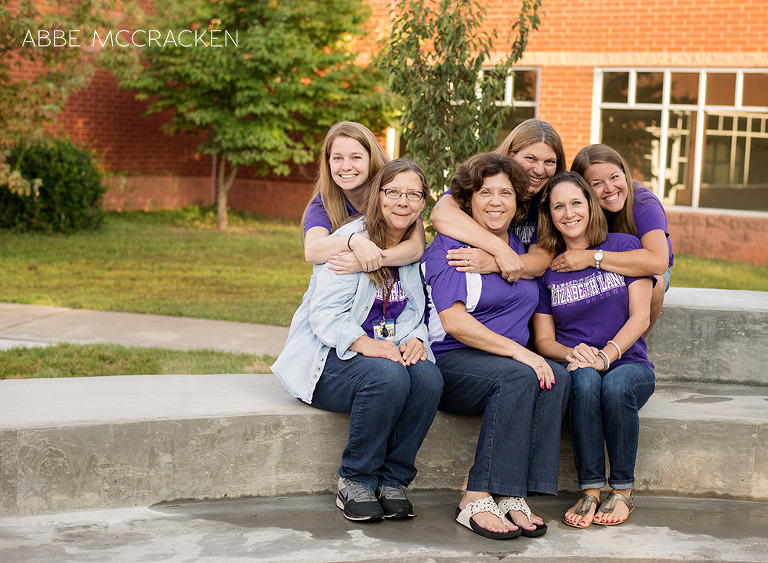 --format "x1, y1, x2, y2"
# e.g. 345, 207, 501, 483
374, 318, 396, 340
